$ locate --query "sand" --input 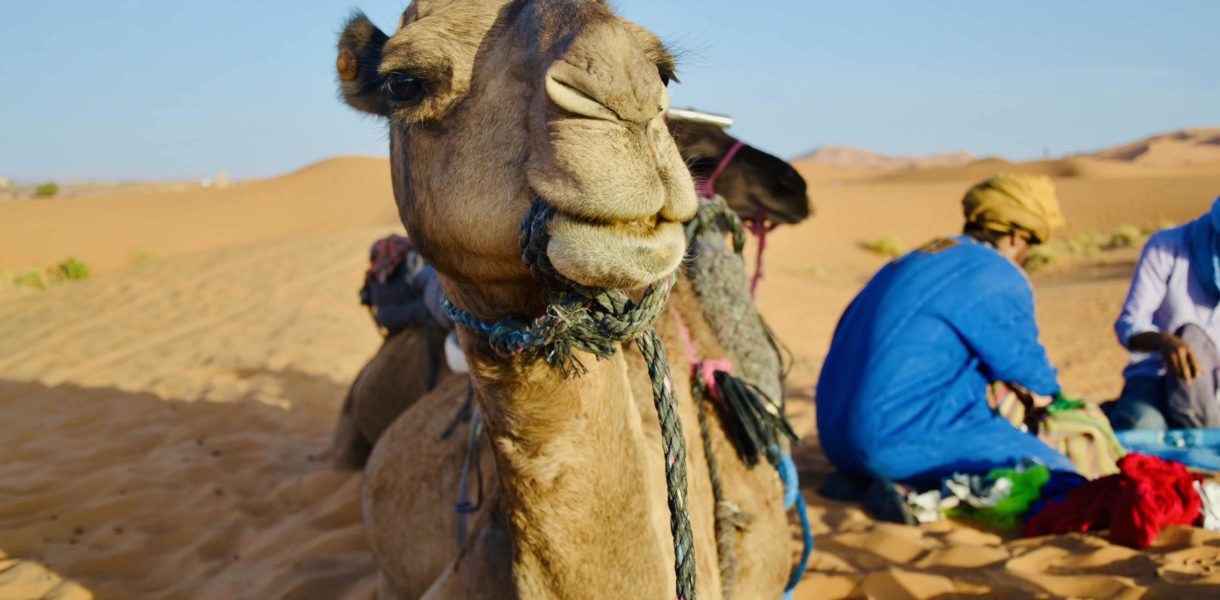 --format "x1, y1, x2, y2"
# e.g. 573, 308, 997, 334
0, 157, 396, 276
3, 139, 1220, 598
